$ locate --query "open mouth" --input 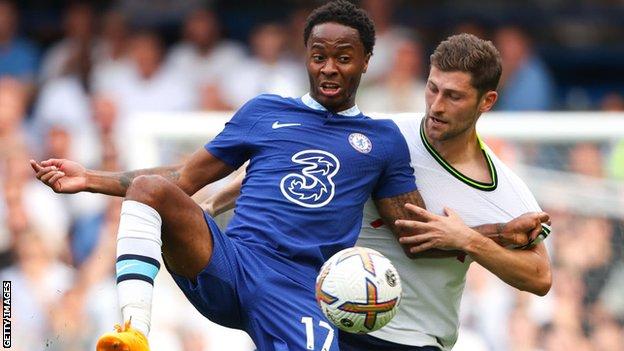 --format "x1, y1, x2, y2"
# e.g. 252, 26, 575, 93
319, 82, 341, 97
429, 116, 447, 125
